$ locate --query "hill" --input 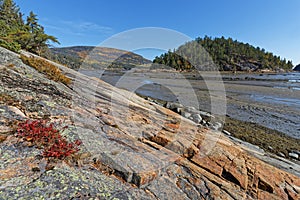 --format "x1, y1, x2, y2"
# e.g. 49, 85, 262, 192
46, 46, 152, 70
153, 36, 294, 71
294, 64, 300, 71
